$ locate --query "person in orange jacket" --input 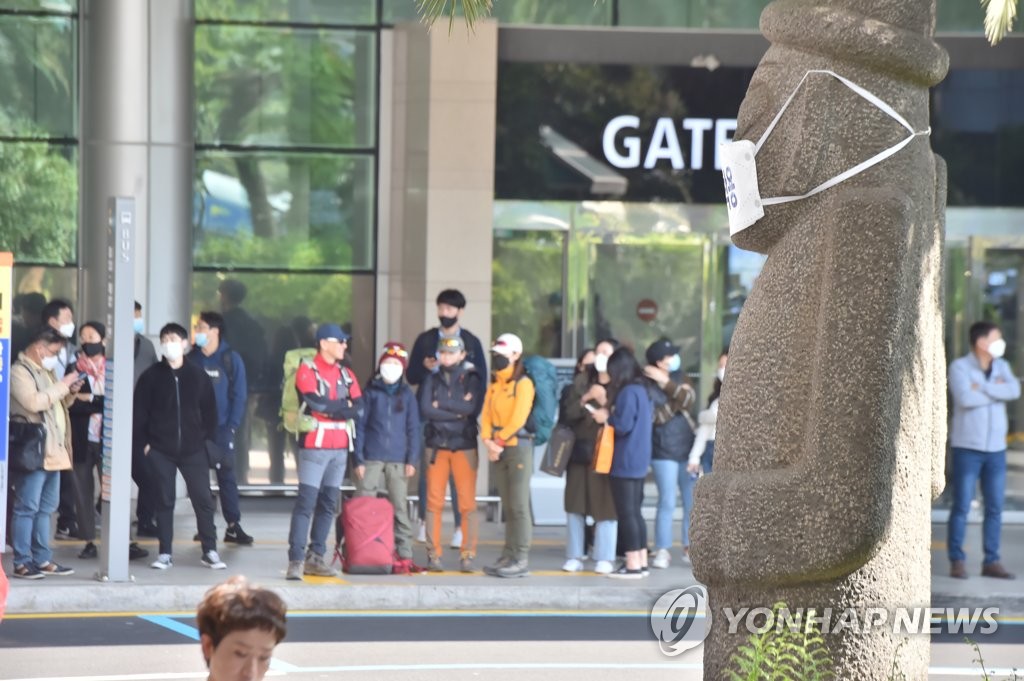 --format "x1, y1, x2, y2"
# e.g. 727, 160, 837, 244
480, 333, 535, 579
